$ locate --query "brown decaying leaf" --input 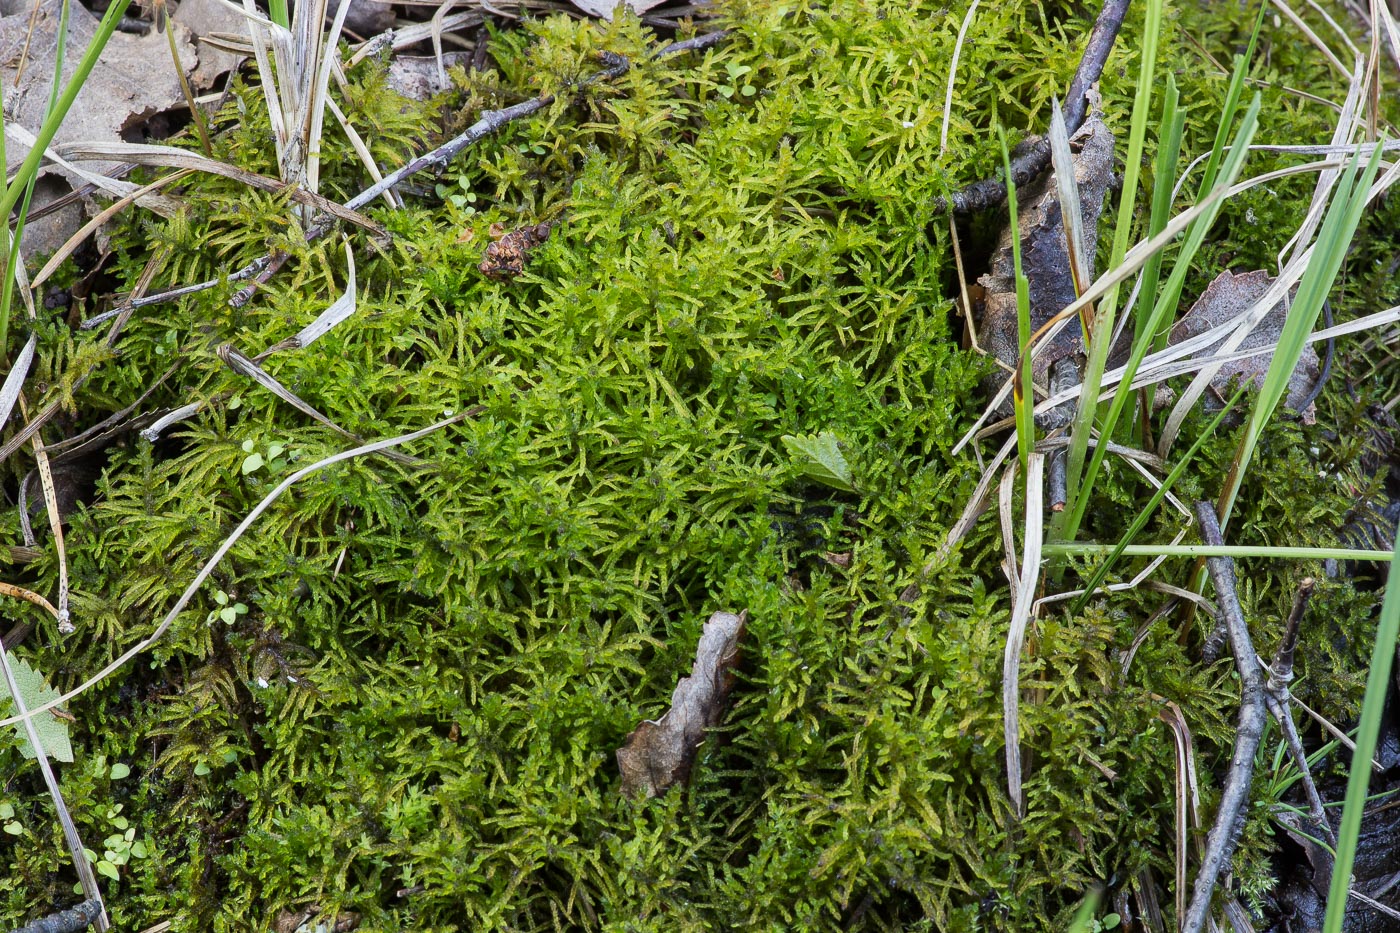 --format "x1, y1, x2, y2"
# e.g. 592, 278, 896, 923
1166, 269, 1320, 422
616, 610, 747, 797
479, 222, 553, 281
977, 107, 1117, 412
1, 0, 195, 254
